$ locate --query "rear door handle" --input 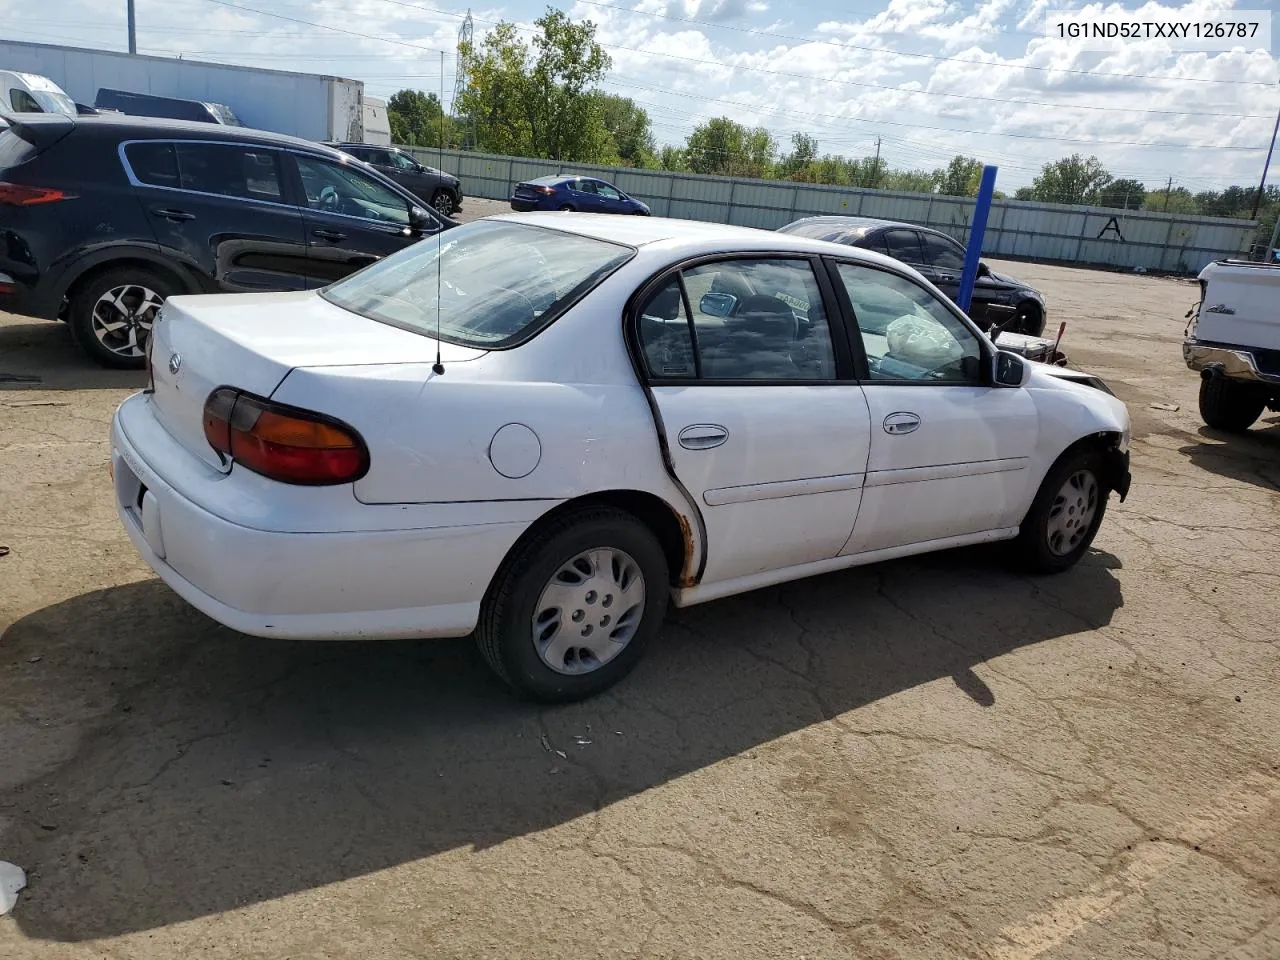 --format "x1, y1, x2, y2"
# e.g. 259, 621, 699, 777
678, 424, 729, 450
312, 228, 347, 241
882, 412, 921, 435
150, 207, 195, 222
